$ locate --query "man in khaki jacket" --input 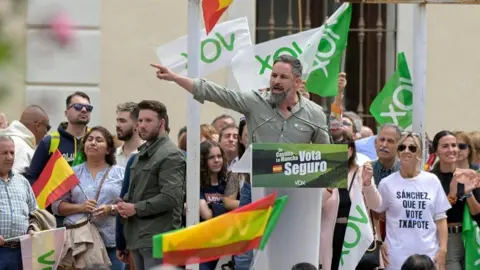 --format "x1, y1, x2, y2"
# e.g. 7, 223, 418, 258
117, 100, 186, 270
